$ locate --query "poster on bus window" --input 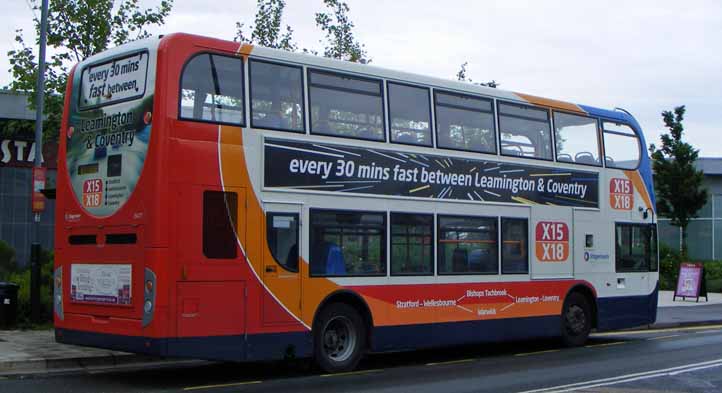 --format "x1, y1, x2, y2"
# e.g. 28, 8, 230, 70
71, 264, 132, 305
66, 48, 156, 218
264, 138, 599, 207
